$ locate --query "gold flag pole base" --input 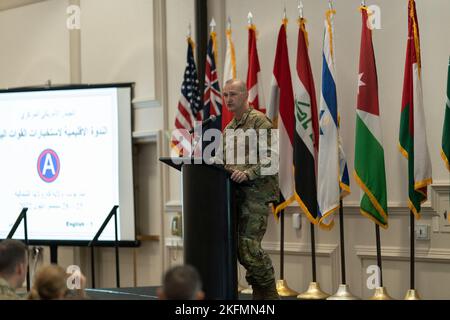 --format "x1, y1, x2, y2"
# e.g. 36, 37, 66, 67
240, 286, 253, 295
327, 284, 360, 300
276, 279, 299, 297
297, 282, 330, 300
369, 286, 395, 300
404, 289, 421, 300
